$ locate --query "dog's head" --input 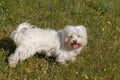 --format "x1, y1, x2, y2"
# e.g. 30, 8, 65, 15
62, 25, 87, 50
